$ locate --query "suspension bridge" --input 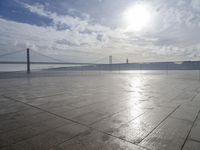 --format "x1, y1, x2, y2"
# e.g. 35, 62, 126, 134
1, 48, 200, 74
0, 48, 102, 73
0, 49, 97, 65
